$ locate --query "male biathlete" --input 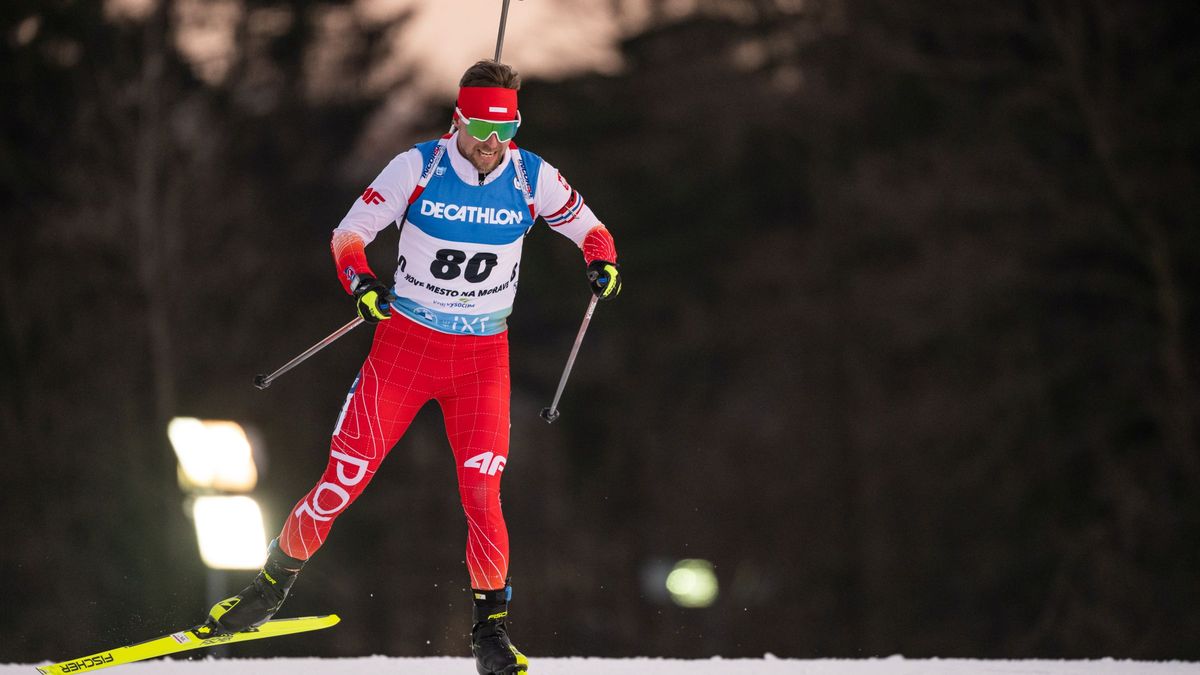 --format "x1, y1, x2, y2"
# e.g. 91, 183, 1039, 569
197, 60, 621, 675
